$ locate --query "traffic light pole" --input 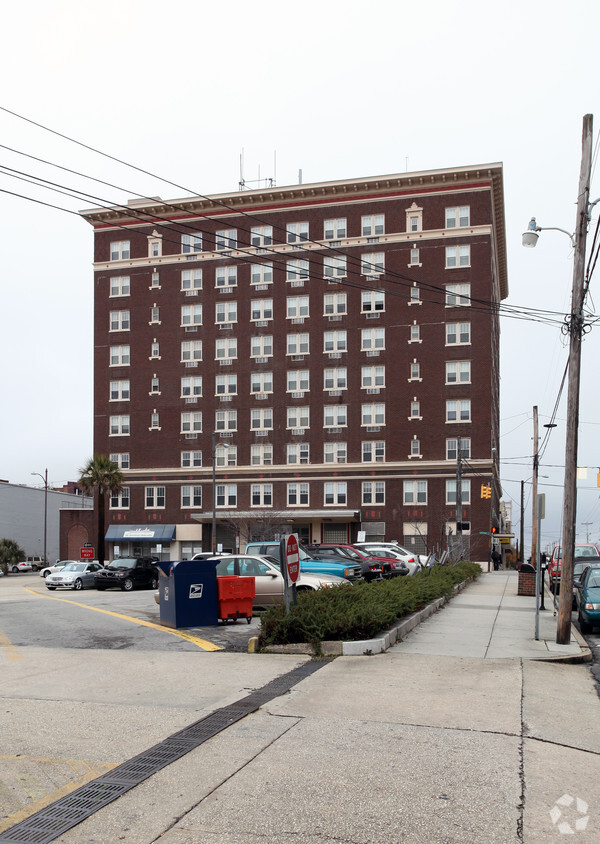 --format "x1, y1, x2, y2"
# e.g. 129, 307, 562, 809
531, 407, 539, 568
